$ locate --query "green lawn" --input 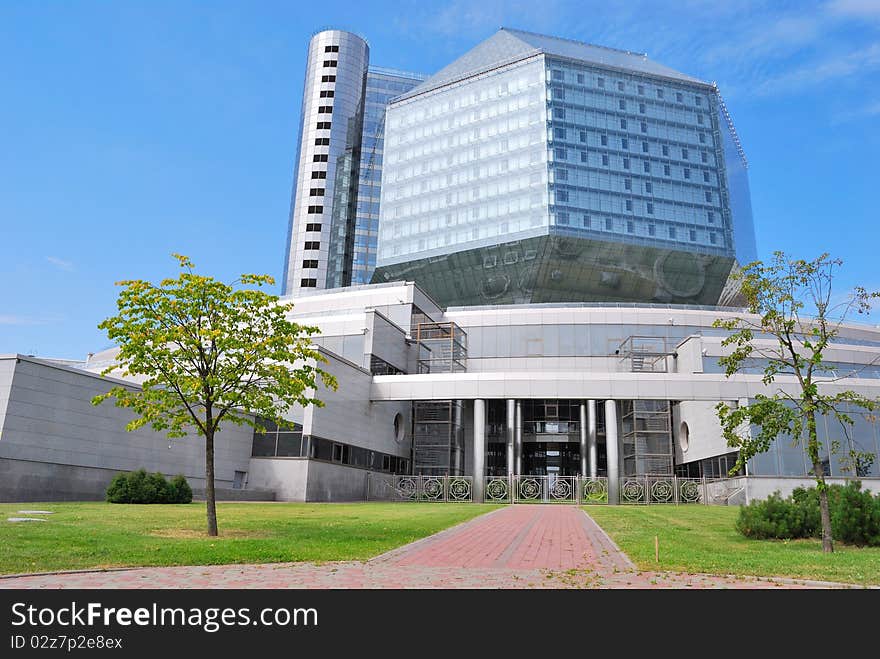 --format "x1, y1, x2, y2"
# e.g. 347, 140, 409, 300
586, 505, 880, 586
0, 502, 498, 575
